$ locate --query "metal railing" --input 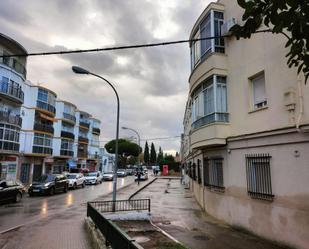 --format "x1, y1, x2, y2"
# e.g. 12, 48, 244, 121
79, 121, 90, 129
92, 127, 101, 134
87, 202, 146, 249
61, 130, 75, 139
60, 150, 74, 157
0, 110, 22, 126
78, 136, 89, 143
0, 55, 27, 78
0, 81, 24, 103
63, 112, 76, 123
36, 100, 56, 114
34, 123, 54, 134
89, 199, 151, 213
192, 112, 229, 130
